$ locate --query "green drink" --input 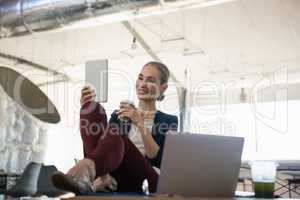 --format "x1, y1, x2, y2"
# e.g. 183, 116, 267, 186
253, 181, 275, 198
251, 161, 278, 198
